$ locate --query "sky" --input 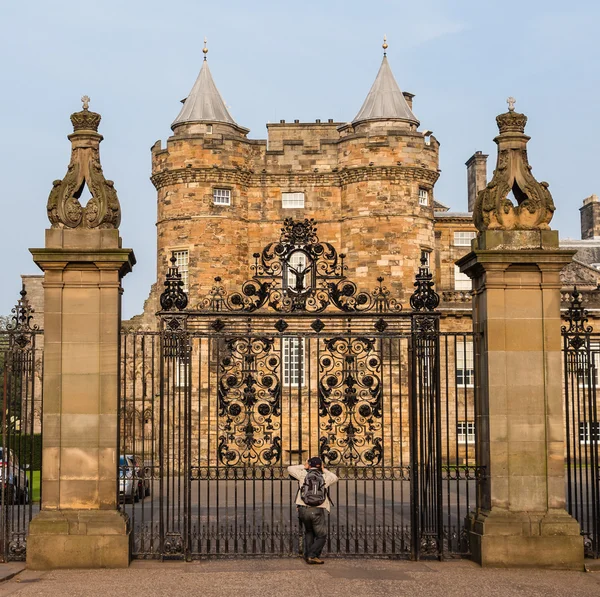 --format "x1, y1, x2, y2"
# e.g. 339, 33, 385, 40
1, 0, 599, 319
